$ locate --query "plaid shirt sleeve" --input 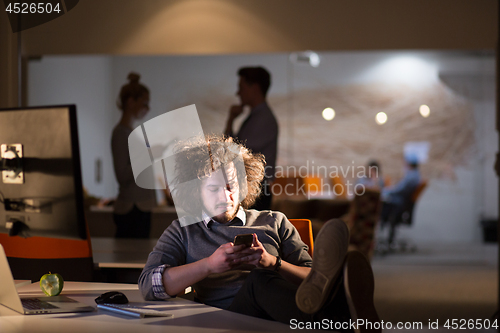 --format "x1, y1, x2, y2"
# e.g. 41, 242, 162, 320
151, 264, 171, 299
